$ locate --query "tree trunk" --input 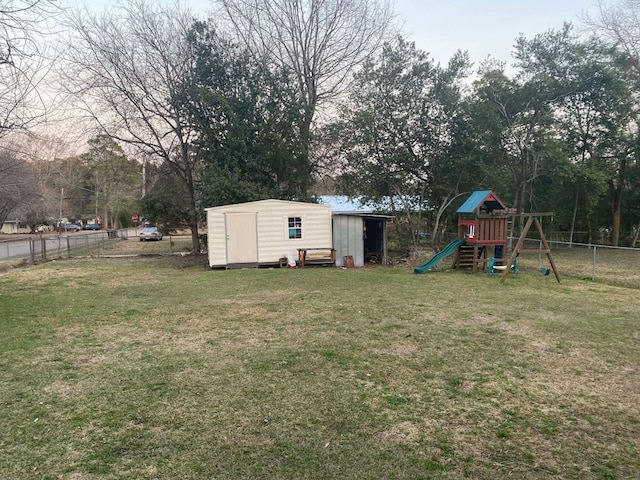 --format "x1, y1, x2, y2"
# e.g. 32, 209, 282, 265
609, 157, 627, 247
182, 148, 201, 254
611, 203, 621, 246
432, 189, 465, 244
632, 222, 640, 247
187, 180, 200, 254
514, 182, 528, 241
